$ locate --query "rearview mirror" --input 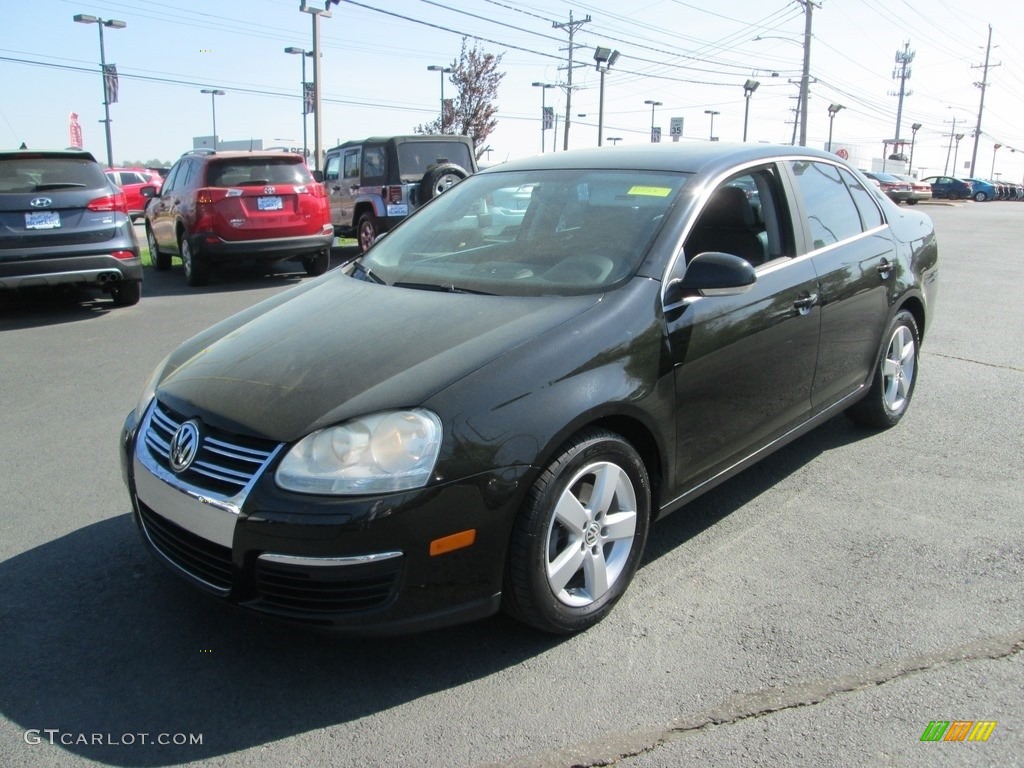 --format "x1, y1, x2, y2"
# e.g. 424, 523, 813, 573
665, 251, 756, 304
